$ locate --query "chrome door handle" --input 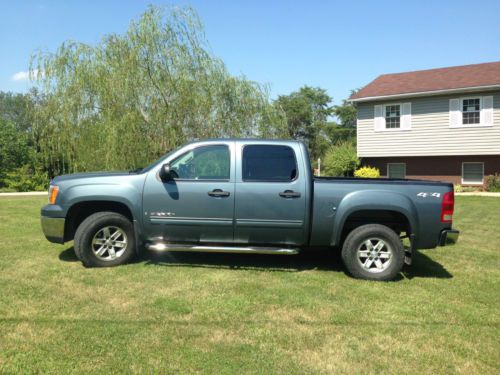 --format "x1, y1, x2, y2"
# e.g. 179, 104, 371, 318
279, 190, 301, 198
208, 189, 230, 197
